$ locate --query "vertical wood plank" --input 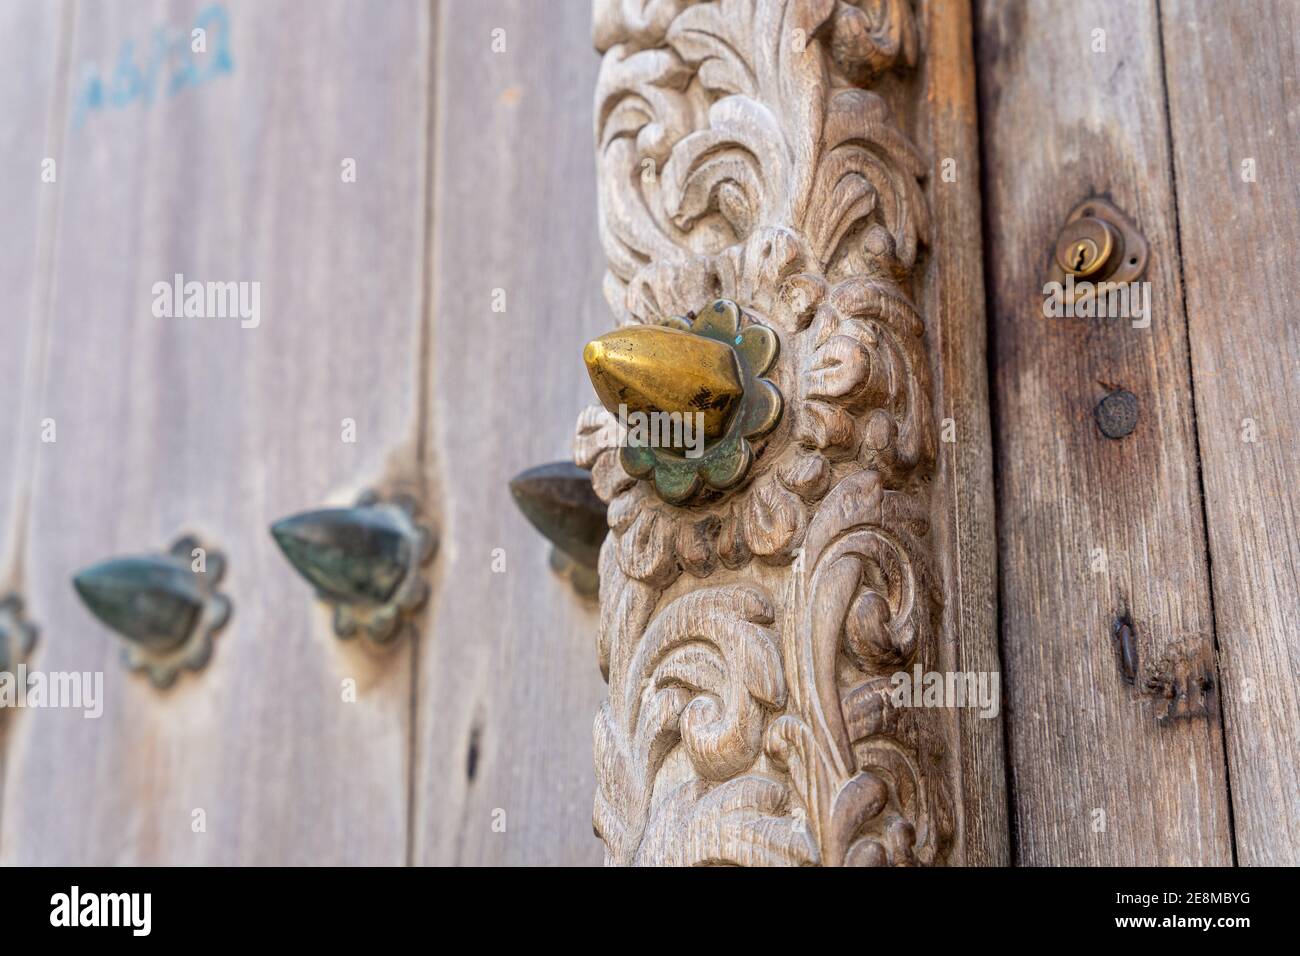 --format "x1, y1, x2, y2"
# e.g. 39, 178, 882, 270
0, 0, 69, 581
917, 0, 1009, 866
1, 0, 431, 864
0, 0, 69, 522
975, 0, 1233, 864
0, 0, 72, 850
1162, 0, 1300, 865
412, 0, 608, 865
0, 1, 68, 537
